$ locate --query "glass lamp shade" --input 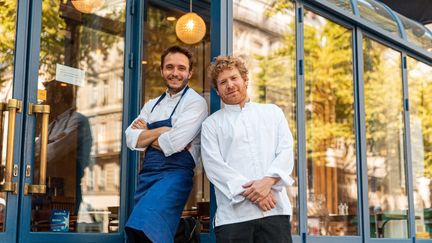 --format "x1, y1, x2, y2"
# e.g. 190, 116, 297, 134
71, 0, 105, 14
175, 12, 206, 44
